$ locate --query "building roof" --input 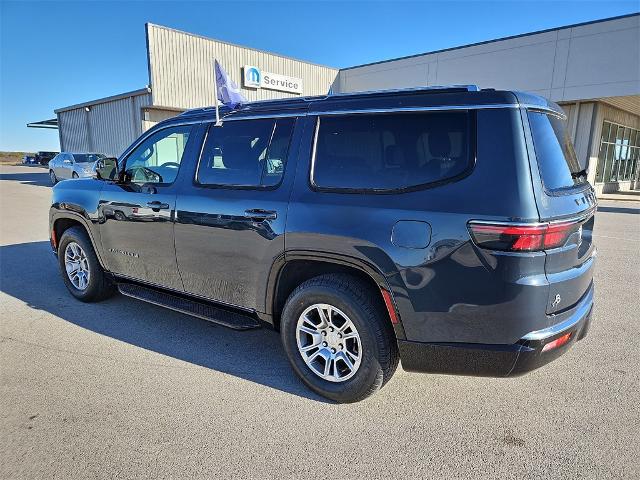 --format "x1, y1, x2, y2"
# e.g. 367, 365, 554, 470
54, 87, 151, 114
